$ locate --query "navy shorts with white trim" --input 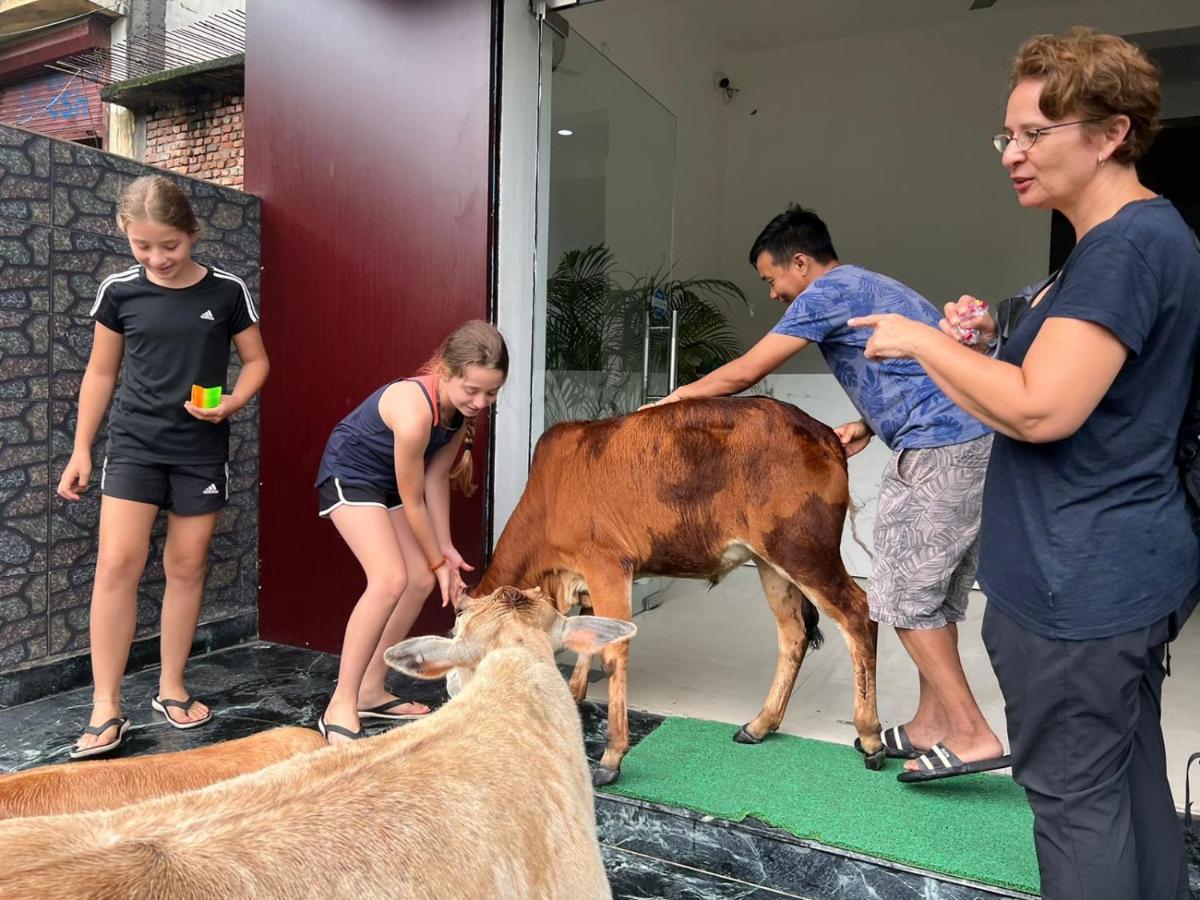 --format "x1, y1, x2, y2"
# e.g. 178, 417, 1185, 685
317, 477, 403, 517
101, 456, 229, 516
